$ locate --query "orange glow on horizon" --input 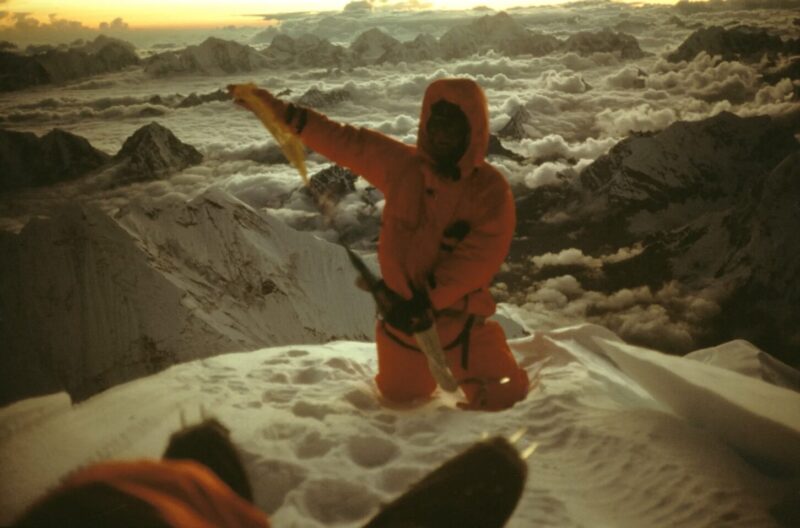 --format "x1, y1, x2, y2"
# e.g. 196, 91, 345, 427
5, 1, 677, 31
